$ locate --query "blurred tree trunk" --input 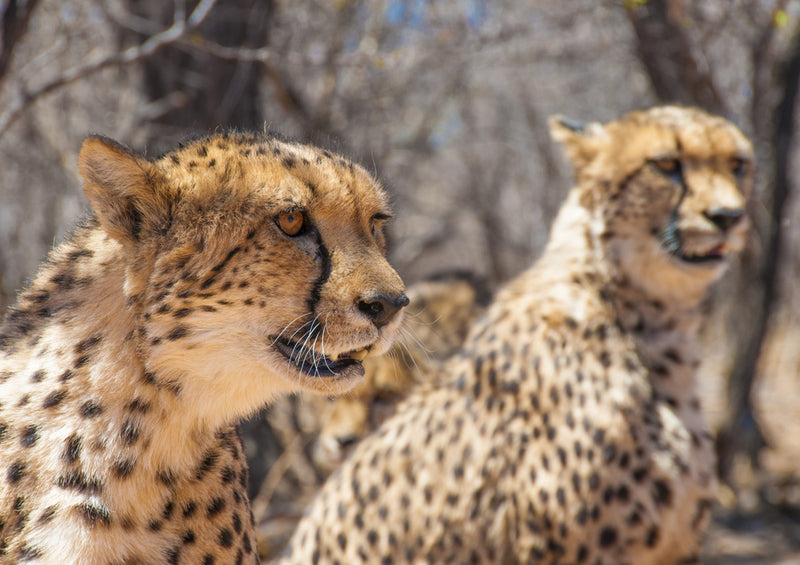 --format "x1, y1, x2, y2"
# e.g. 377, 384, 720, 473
626, 0, 794, 486
128, 0, 272, 152
0, 0, 39, 85
626, 0, 726, 115
716, 26, 799, 485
